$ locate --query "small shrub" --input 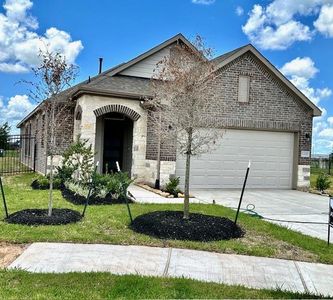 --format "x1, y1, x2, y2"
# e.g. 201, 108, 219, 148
165, 177, 180, 197
31, 176, 62, 190
99, 172, 133, 199
55, 164, 74, 184
61, 138, 95, 185
64, 181, 89, 197
316, 172, 331, 192
65, 171, 133, 200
